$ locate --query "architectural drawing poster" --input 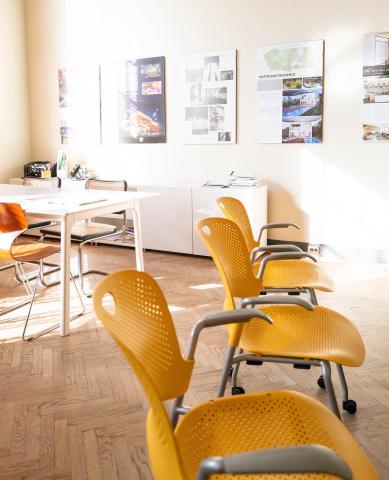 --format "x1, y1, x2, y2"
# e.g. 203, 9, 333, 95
117, 56, 166, 143
363, 32, 389, 141
257, 40, 324, 144
184, 49, 236, 144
